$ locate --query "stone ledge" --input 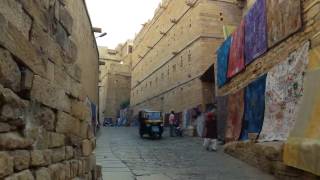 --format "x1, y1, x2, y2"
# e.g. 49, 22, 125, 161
224, 141, 319, 180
